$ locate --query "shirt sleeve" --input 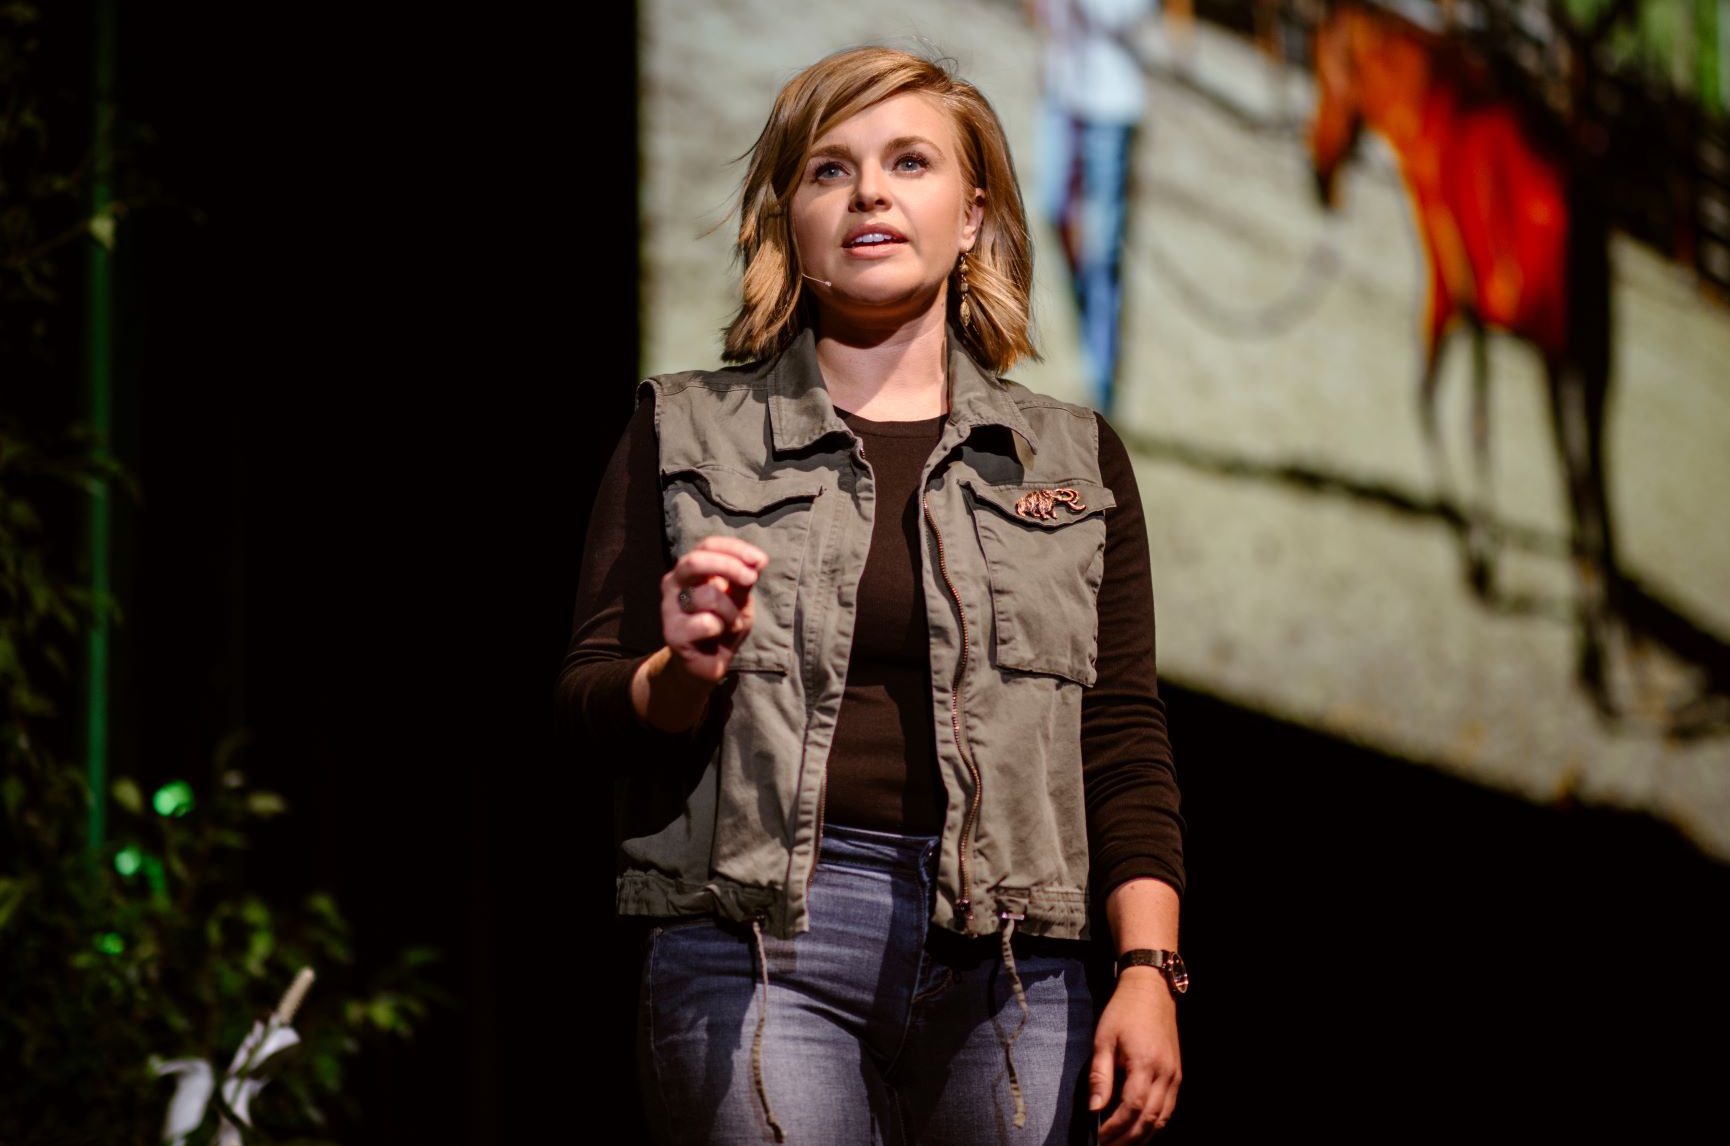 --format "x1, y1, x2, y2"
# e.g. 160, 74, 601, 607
1081, 411, 1187, 904
553, 394, 712, 767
